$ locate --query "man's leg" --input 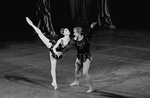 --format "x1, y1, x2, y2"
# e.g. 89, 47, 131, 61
70, 58, 83, 86
83, 59, 94, 93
